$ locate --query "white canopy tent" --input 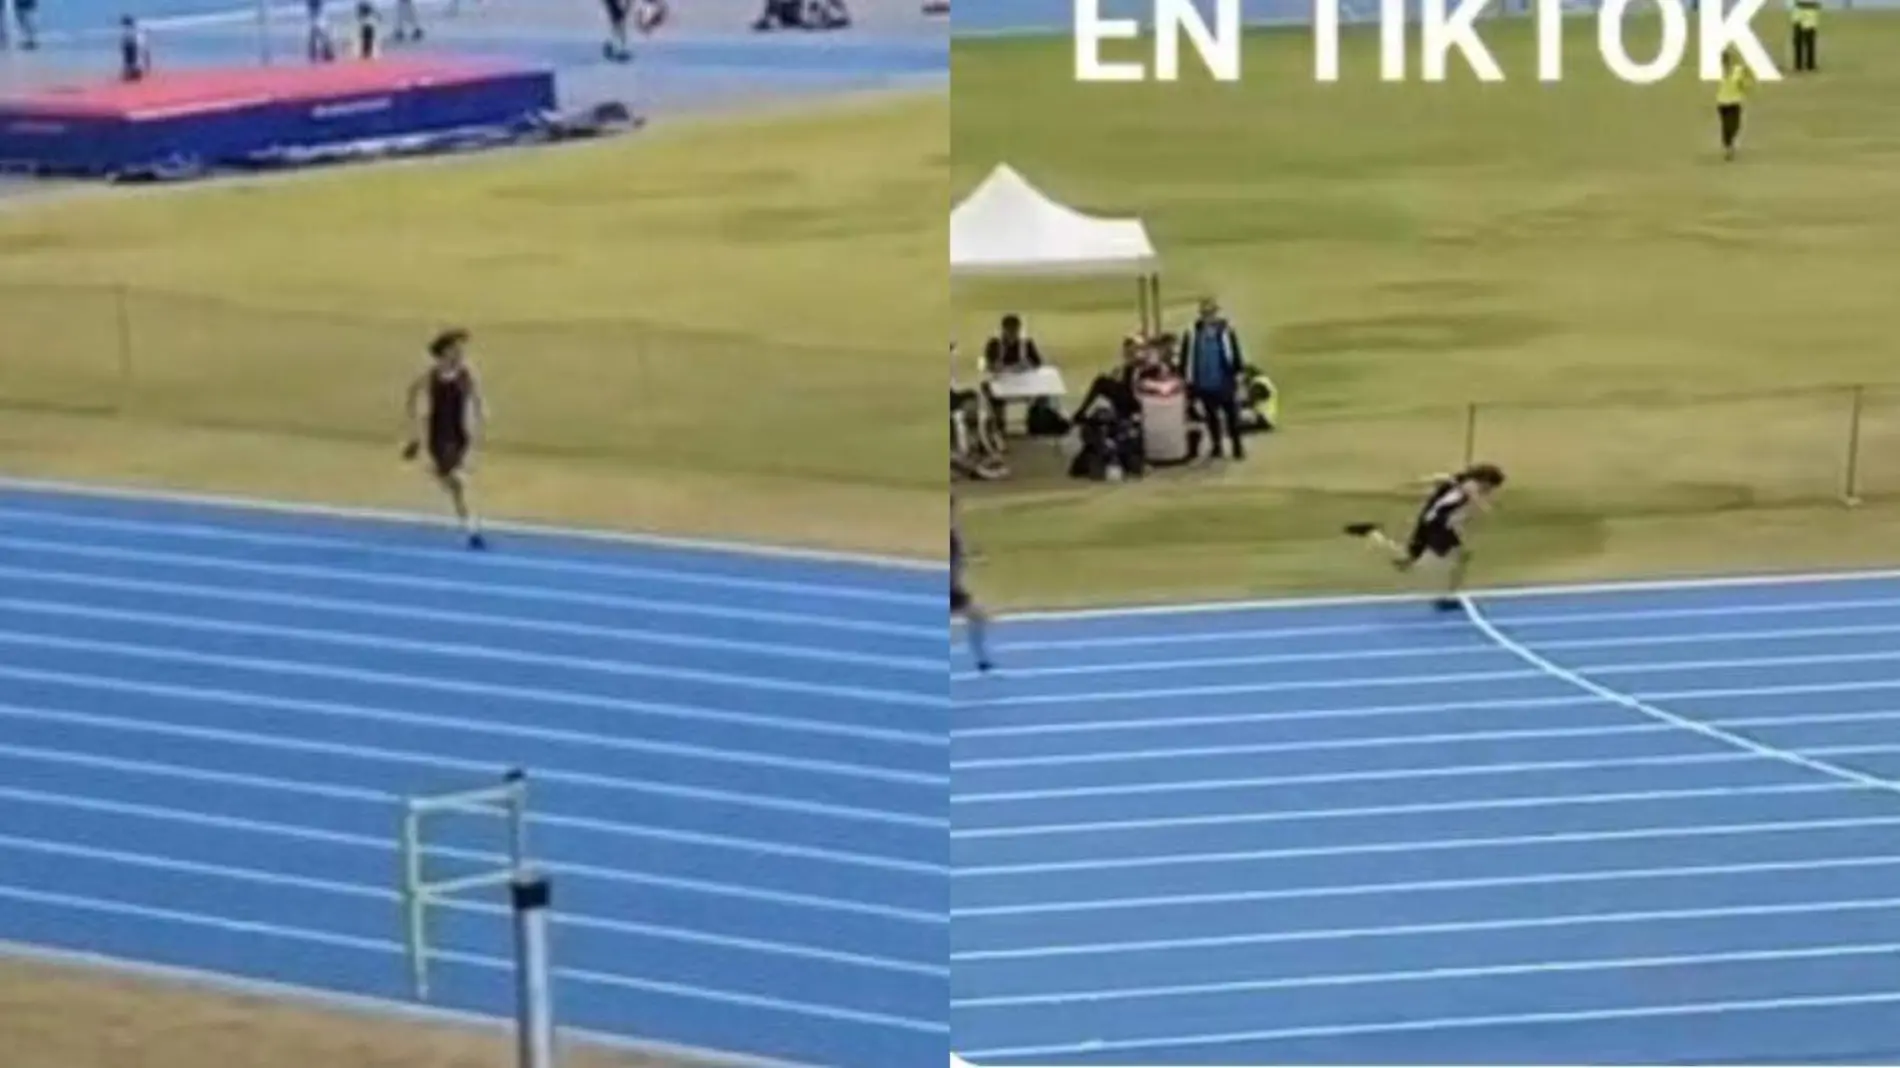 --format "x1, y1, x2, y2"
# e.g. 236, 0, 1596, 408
950, 164, 1165, 333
